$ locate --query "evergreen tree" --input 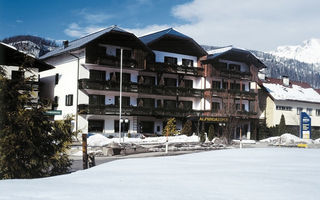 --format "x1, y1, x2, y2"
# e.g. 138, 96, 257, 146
163, 118, 177, 136
208, 124, 215, 141
278, 114, 287, 135
181, 120, 192, 136
0, 63, 74, 179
